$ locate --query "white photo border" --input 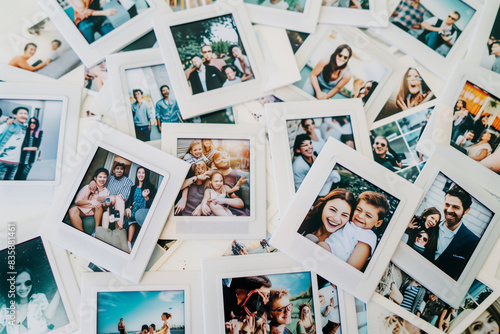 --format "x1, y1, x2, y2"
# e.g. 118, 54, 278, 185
265, 99, 373, 217
42, 121, 190, 283
270, 138, 422, 302
319, 0, 389, 28
160, 123, 266, 240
